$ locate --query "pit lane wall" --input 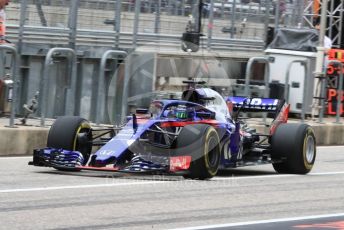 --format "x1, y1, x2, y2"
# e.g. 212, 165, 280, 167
0, 120, 343, 156
0, 125, 49, 156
